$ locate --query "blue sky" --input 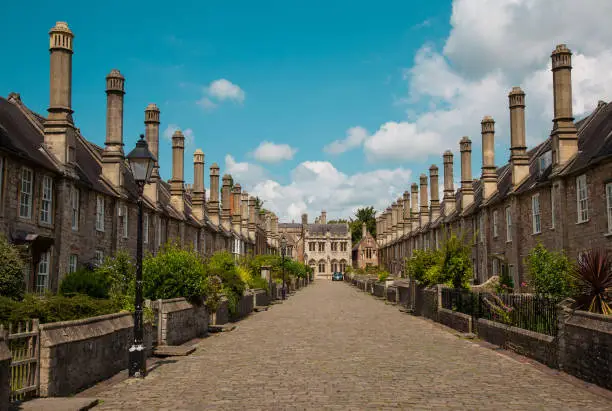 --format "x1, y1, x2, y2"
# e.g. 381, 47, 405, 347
2, 1, 611, 221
